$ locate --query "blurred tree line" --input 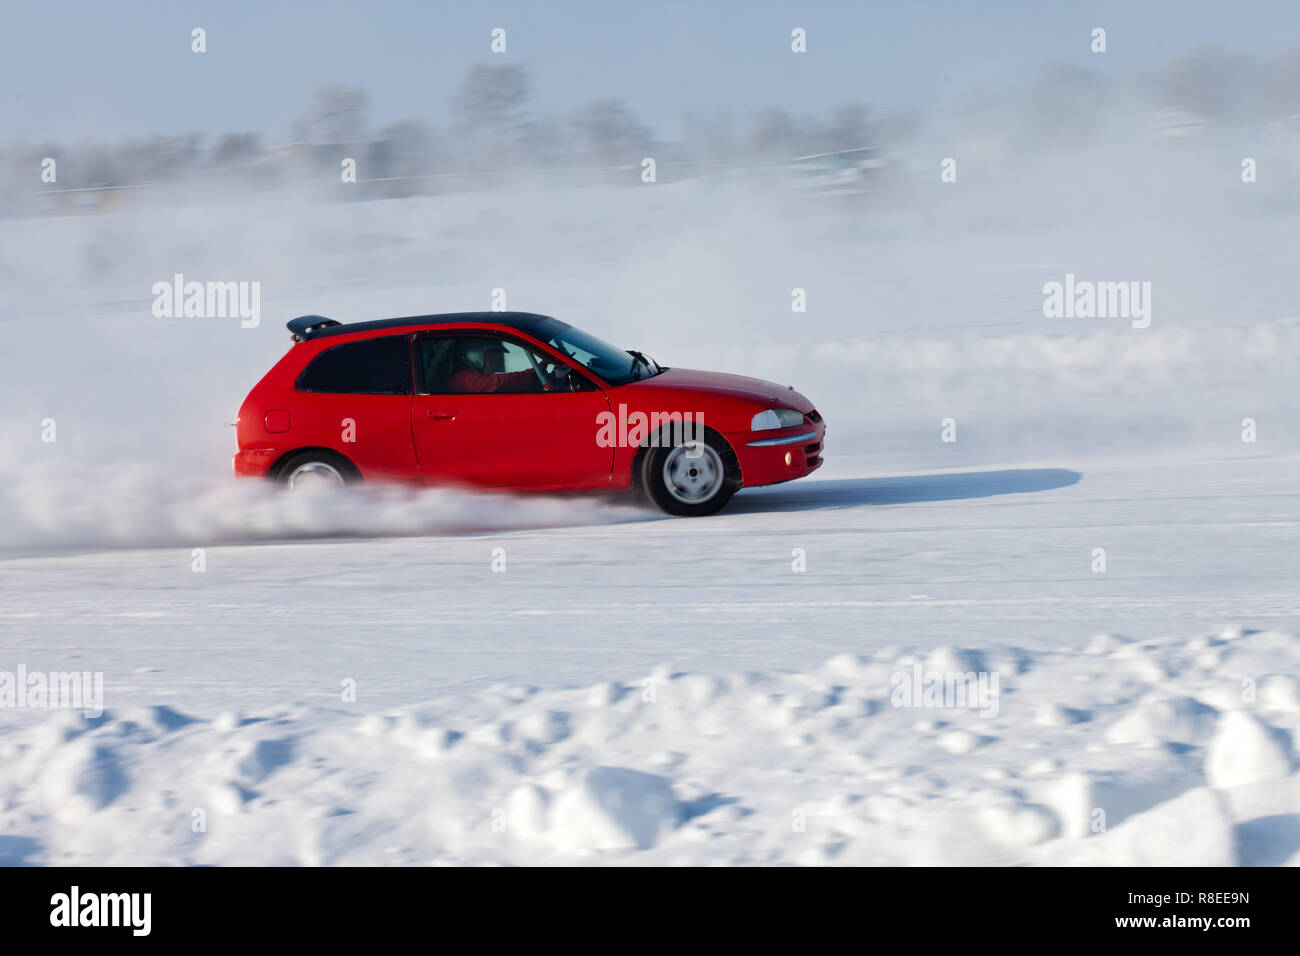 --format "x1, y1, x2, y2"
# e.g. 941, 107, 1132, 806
4, 63, 887, 195
5, 44, 1300, 198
